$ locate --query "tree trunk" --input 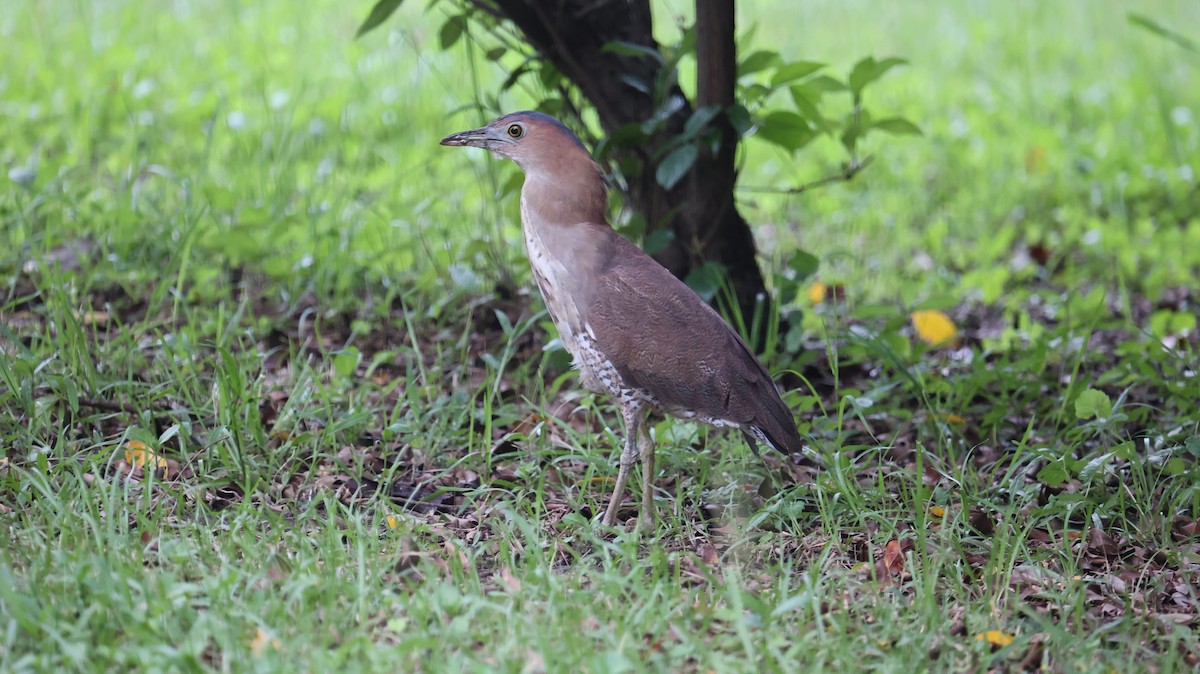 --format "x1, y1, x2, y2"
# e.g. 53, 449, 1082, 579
488, 0, 771, 340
